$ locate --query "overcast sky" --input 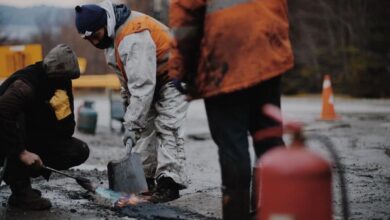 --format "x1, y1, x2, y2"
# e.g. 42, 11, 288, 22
0, 0, 100, 8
